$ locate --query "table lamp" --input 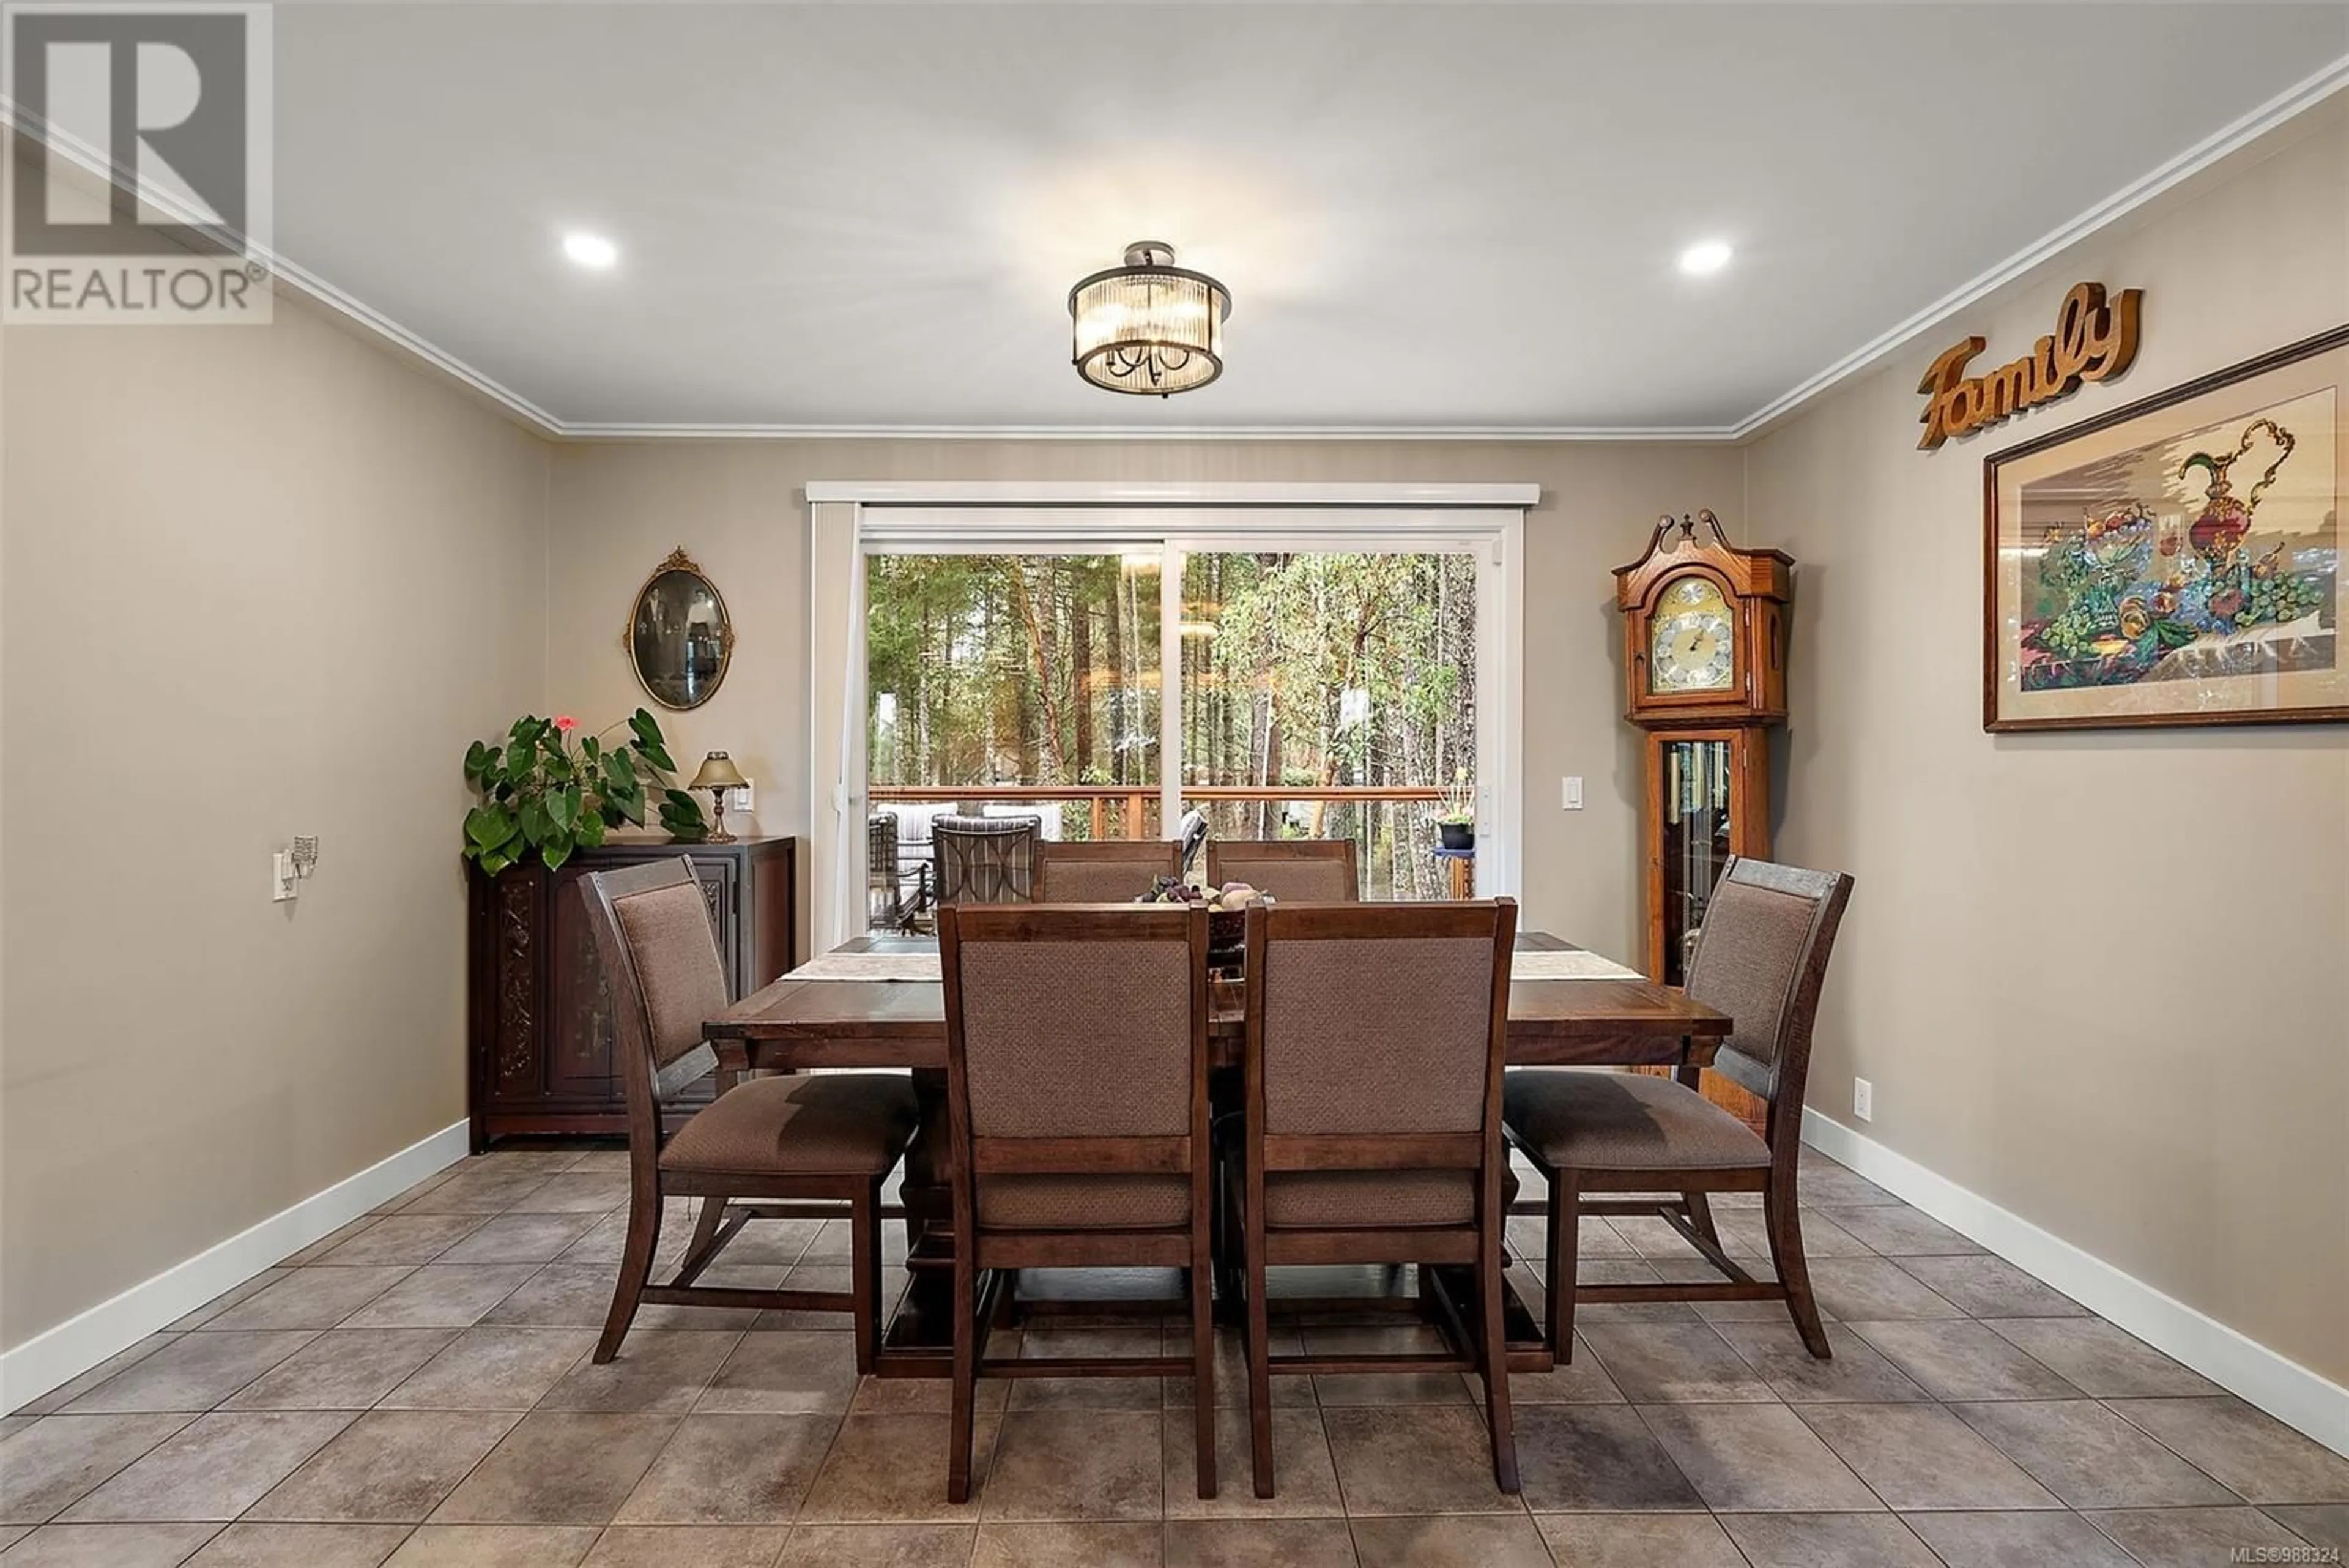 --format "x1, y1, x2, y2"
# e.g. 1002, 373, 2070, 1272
688, 751, 748, 843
